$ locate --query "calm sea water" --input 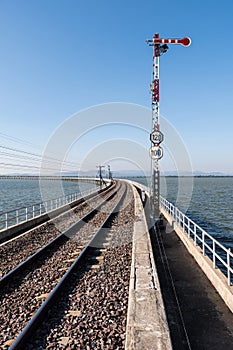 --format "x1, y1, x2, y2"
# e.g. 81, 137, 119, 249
130, 176, 233, 251
0, 179, 98, 213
